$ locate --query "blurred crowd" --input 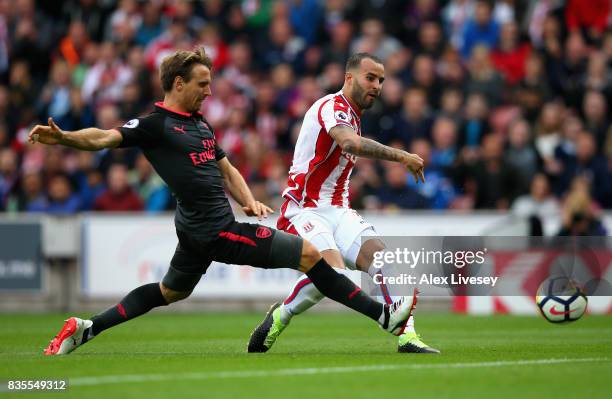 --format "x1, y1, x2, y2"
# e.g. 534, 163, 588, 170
0, 0, 610, 235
